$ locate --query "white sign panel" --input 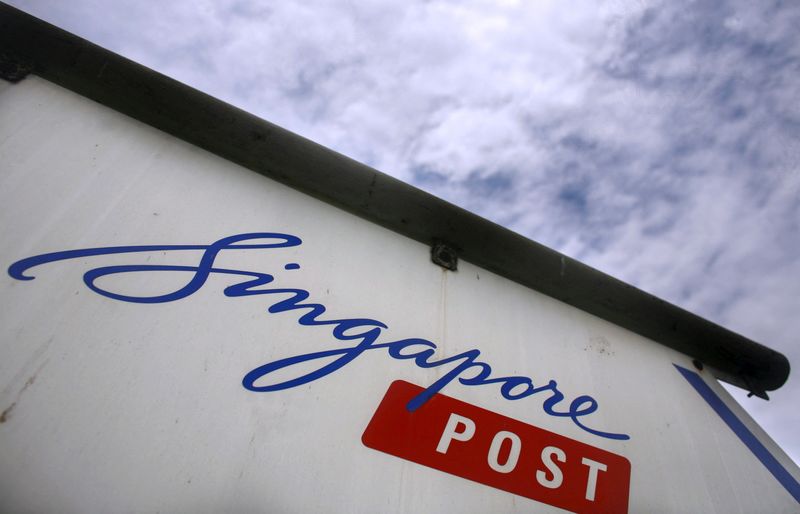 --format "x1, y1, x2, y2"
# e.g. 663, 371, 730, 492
1, 74, 798, 513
